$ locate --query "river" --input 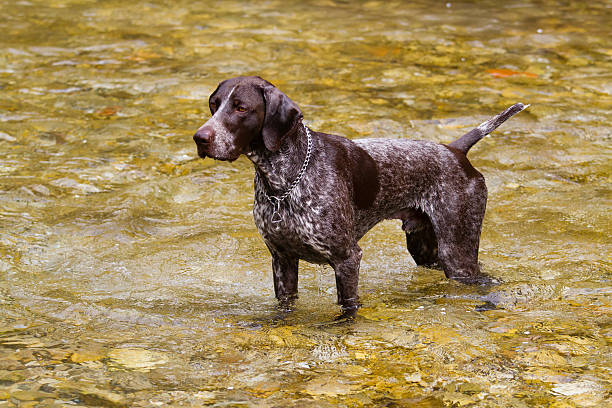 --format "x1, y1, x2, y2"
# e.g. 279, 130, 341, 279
0, 0, 610, 406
